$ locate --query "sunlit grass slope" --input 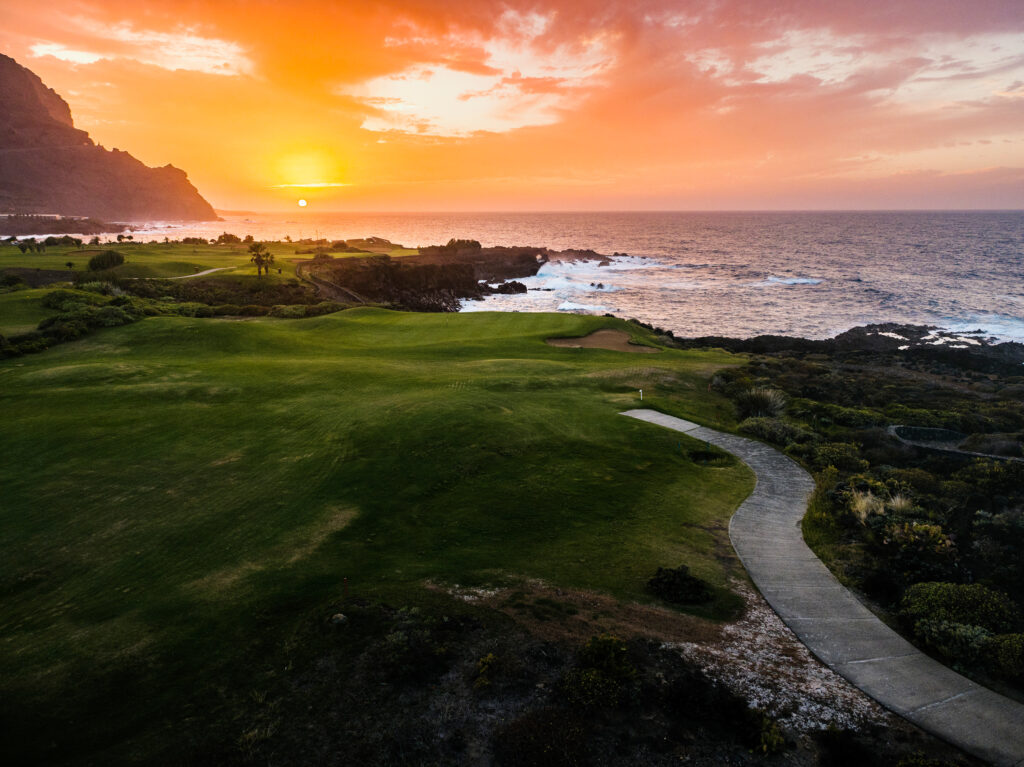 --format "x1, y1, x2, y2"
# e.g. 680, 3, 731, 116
0, 241, 418, 279
0, 308, 750, 762
0, 288, 53, 335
